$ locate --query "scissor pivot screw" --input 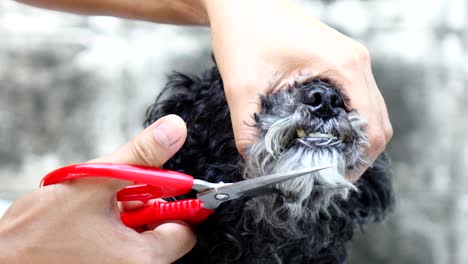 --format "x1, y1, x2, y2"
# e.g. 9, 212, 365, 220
214, 193, 230, 201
